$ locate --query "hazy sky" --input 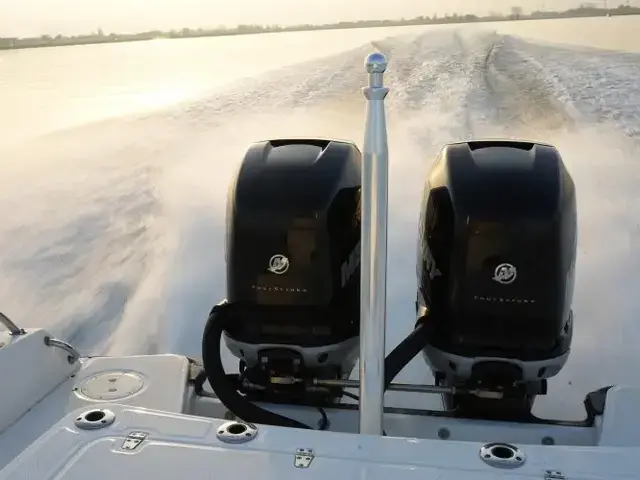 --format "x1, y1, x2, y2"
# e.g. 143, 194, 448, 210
0, 0, 599, 37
